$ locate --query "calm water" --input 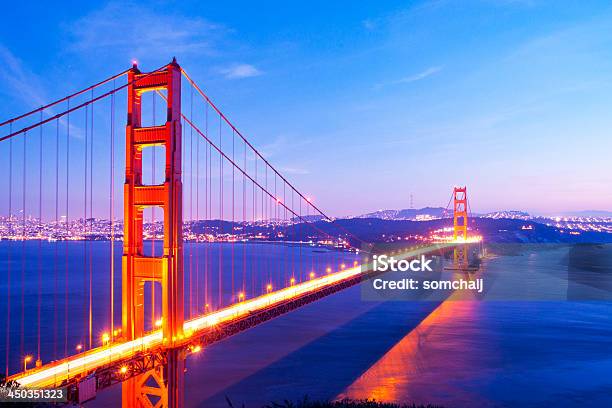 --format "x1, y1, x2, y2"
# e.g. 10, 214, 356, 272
2, 243, 611, 407
0, 241, 359, 376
